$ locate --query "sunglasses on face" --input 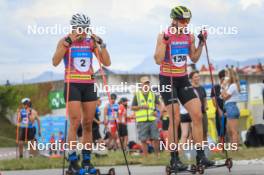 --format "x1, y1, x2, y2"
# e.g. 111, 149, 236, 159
178, 18, 190, 24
